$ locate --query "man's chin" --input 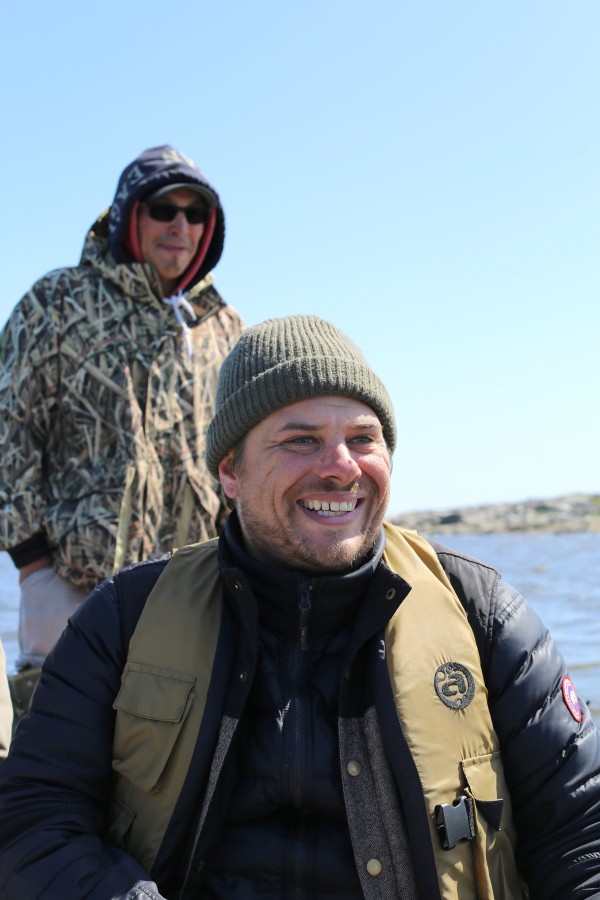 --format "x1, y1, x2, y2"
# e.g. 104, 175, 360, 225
293, 535, 376, 575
